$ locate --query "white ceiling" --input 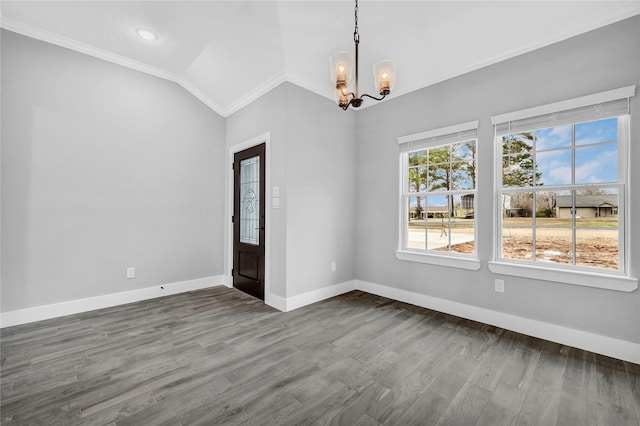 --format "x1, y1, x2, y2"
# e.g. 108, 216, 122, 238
1, 1, 639, 117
